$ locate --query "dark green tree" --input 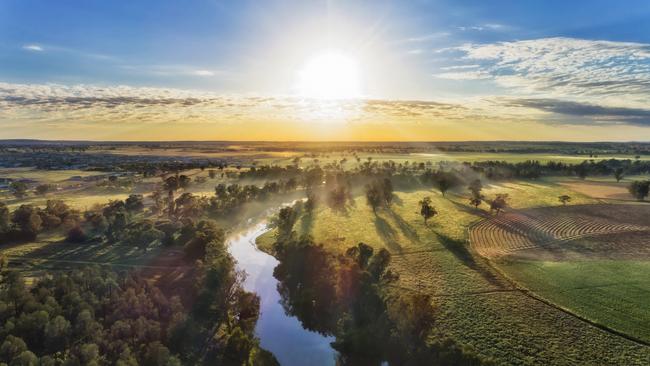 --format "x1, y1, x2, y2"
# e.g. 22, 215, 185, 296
418, 197, 437, 225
